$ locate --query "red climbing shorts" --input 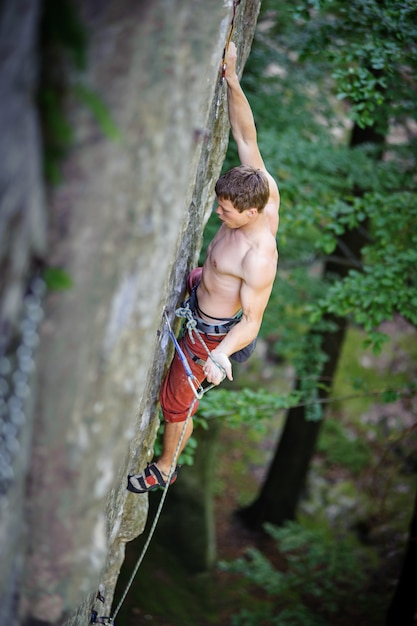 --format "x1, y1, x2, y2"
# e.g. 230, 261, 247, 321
159, 331, 221, 422
160, 266, 218, 422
